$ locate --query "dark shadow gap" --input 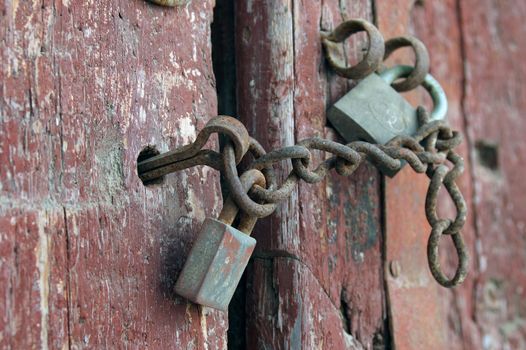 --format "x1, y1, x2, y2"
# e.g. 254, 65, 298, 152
211, 1, 246, 349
